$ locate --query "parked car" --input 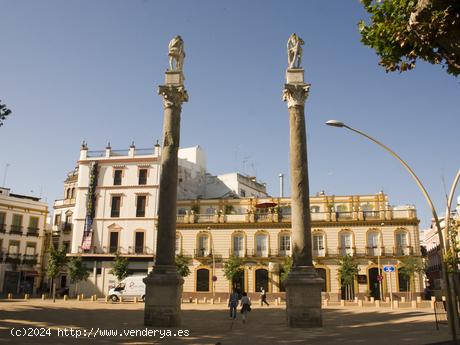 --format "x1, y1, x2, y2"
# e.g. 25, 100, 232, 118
108, 276, 146, 302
